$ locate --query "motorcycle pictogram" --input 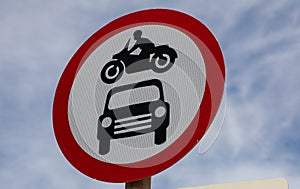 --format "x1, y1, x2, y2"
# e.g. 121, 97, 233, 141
100, 30, 178, 84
